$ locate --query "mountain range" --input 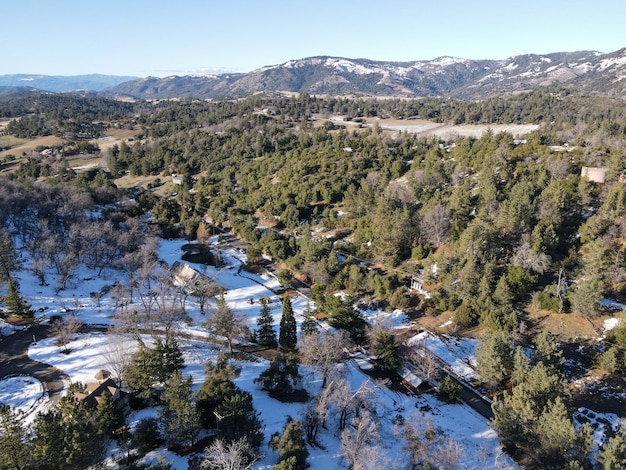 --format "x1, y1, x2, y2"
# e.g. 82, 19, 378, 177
0, 74, 138, 93
2, 48, 625, 100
